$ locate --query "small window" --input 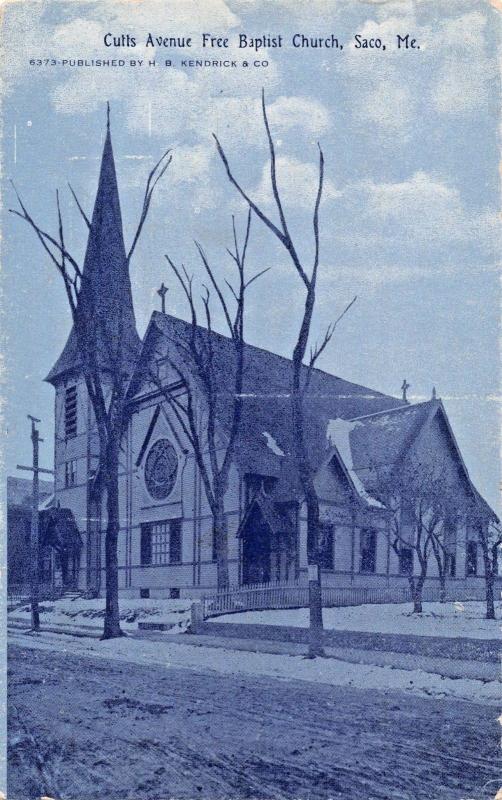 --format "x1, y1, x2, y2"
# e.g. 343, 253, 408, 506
446, 552, 456, 578
318, 523, 334, 570
398, 546, 413, 575
466, 541, 477, 576
64, 459, 77, 487
401, 503, 415, 529
141, 524, 152, 565
169, 588, 180, 599
140, 520, 182, 566
169, 519, 182, 564
140, 588, 150, 599
64, 385, 77, 438
360, 529, 377, 574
